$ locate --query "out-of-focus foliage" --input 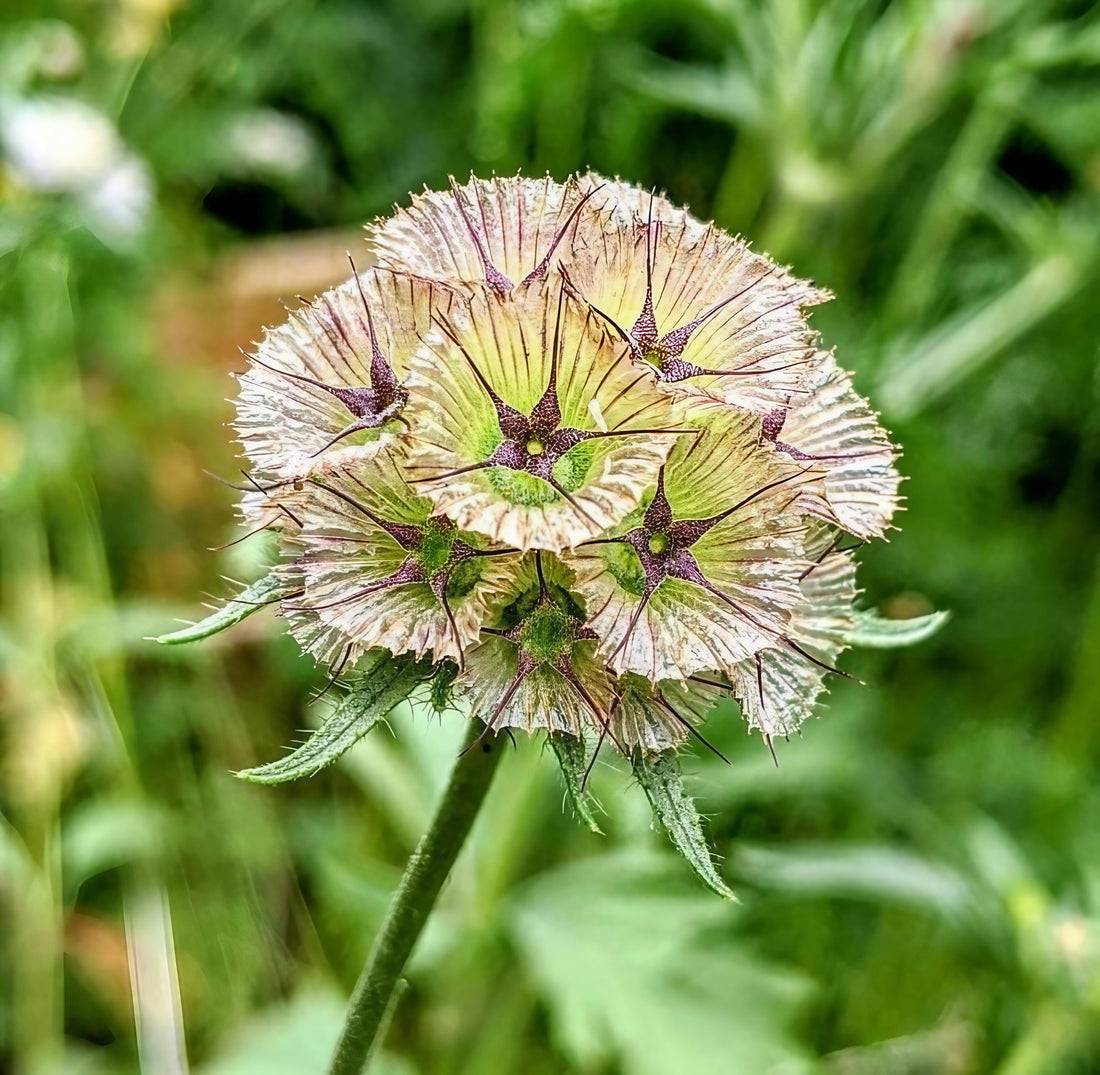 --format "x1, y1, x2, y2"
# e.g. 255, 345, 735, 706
2, 1, 1099, 1073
